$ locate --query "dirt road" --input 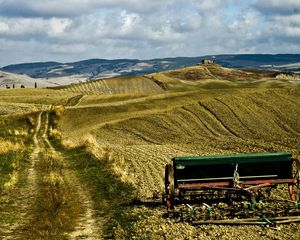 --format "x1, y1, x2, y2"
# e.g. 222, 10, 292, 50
1, 110, 101, 239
